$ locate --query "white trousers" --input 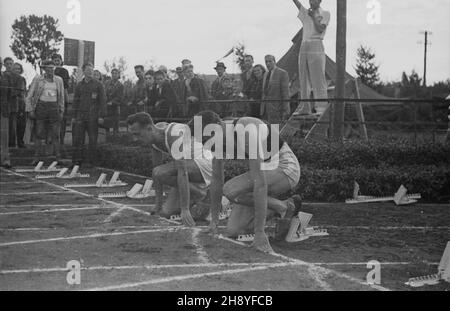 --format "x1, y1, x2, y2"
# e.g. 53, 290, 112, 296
297, 40, 328, 114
